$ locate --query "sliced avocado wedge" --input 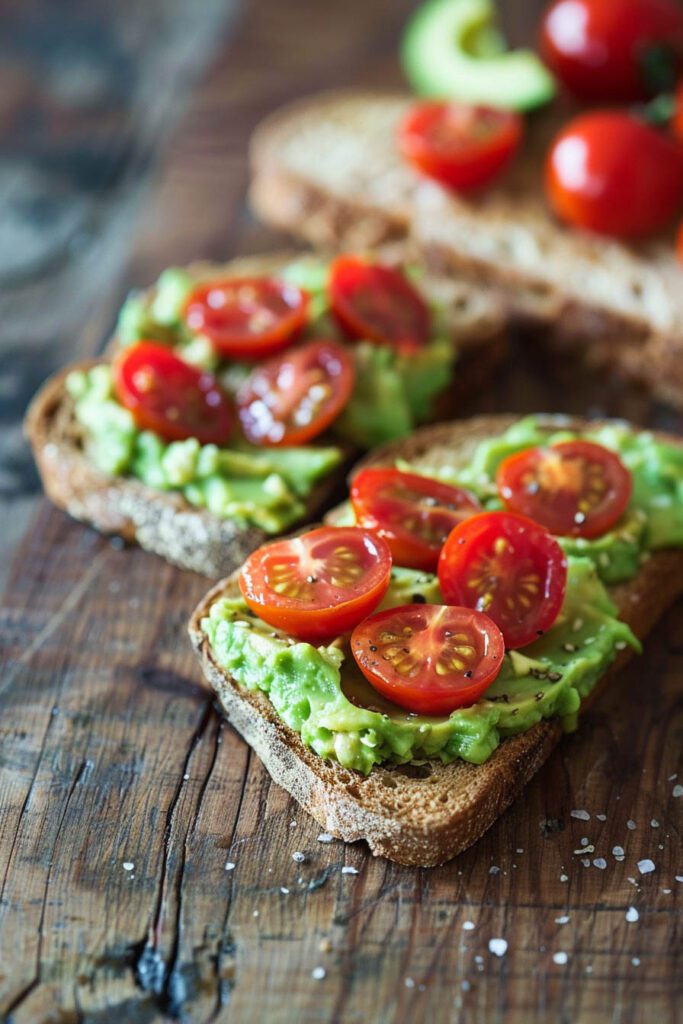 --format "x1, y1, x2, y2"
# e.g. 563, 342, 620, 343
402, 0, 556, 112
